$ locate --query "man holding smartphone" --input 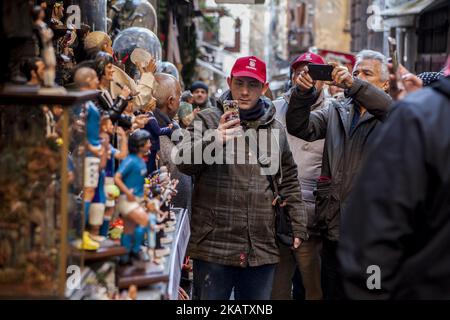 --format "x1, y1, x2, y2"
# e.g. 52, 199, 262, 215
177, 56, 307, 300
286, 50, 393, 299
